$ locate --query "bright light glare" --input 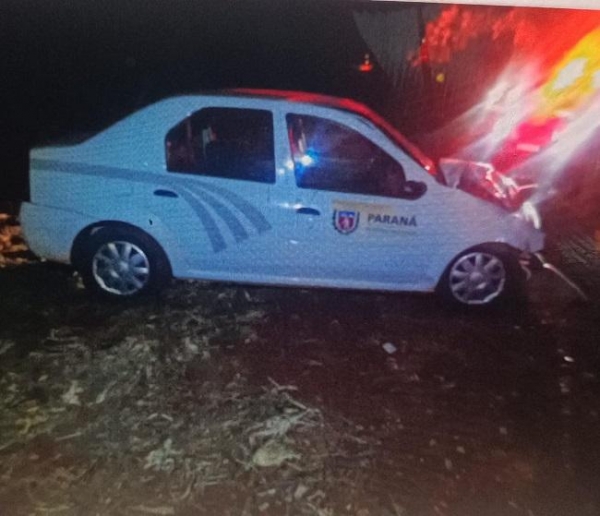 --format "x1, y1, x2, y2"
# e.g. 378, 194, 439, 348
491, 111, 524, 143
542, 28, 600, 115
448, 28, 600, 209
485, 80, 510, 110
551, 101, 600, 163
531, 29, 600, 175
551, 58, 588, 91
299, 154, 315, 167
460, 65, 537, 161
